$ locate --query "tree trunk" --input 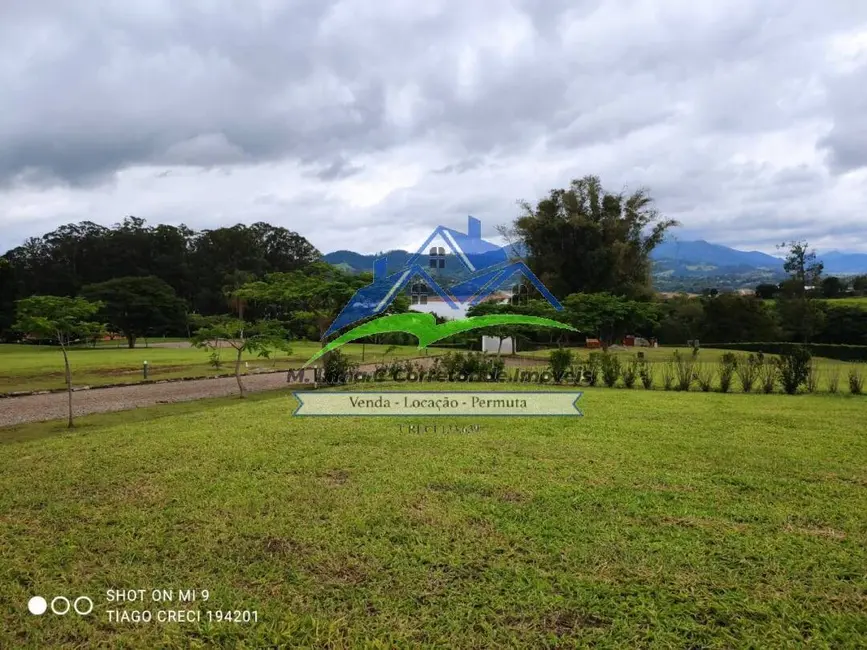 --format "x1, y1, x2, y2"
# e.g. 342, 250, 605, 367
61, 343, 73, 429
235, 347, 246, 398
127, 335, 136, 349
